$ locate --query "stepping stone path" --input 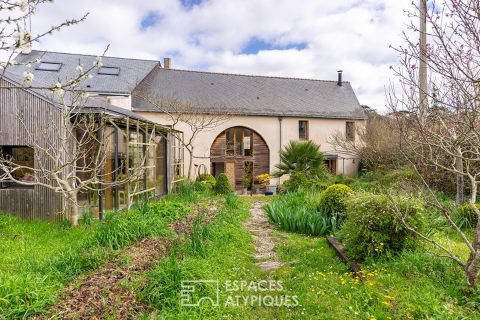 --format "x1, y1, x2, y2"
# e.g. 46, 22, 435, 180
244, 201, 282, 271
